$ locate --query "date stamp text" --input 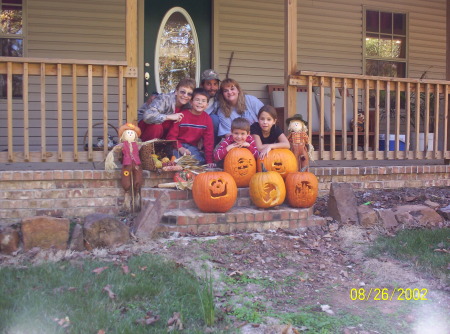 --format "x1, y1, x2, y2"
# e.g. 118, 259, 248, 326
349, 288, 428, 301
